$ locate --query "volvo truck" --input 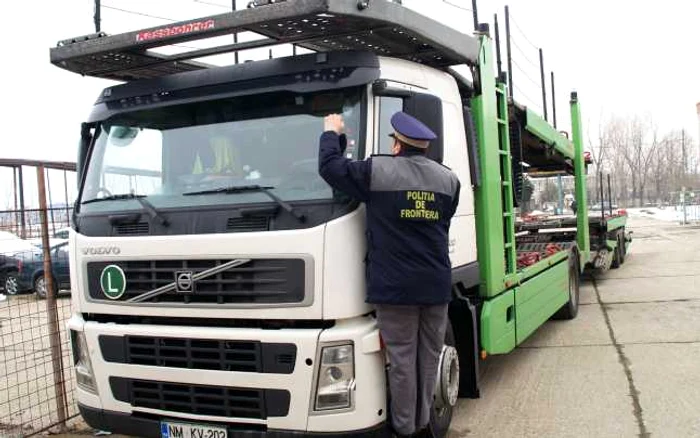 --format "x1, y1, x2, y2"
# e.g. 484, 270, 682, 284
50, 1, 630, 436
